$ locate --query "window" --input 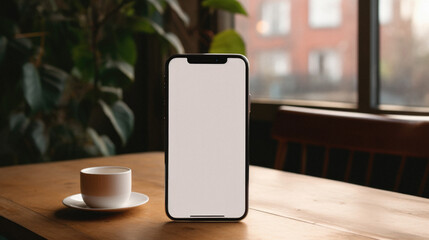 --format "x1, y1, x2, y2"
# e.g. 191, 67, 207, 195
236, 0, 357, 103
380, 0, 429, 108
255, 51, 291, 98
258, 1, 291, 36
309, 0, 342, 28
379, 0, 393, 25
308, 50, 342, 83
259, 51, 291, 77
236, 0, 429, 114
